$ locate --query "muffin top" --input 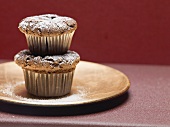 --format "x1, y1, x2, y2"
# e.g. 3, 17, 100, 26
18, 14, 77, 36
14, 49, 80, 73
